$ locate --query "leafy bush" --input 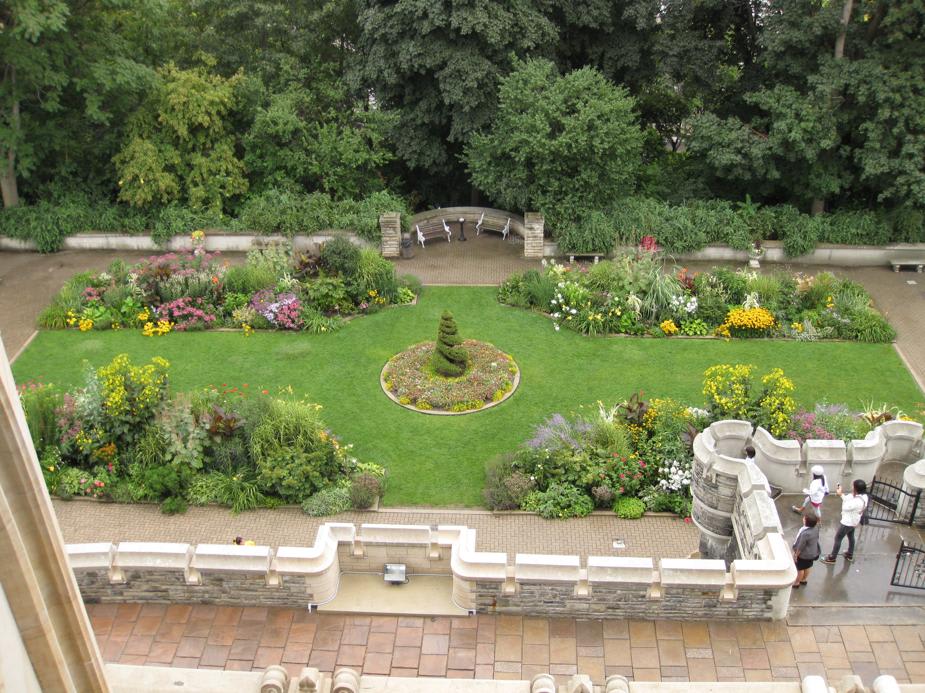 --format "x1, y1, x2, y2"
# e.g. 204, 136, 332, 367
484, 456, 536, 510
319, 236, 362, 277
160, 496, 188, 515
250, 399, 349, 502
19, 383, 62, 458
613, 496, 646, 519
349, 473, 382, 509
521, 483, 594, 519
301, 486, 351, 516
